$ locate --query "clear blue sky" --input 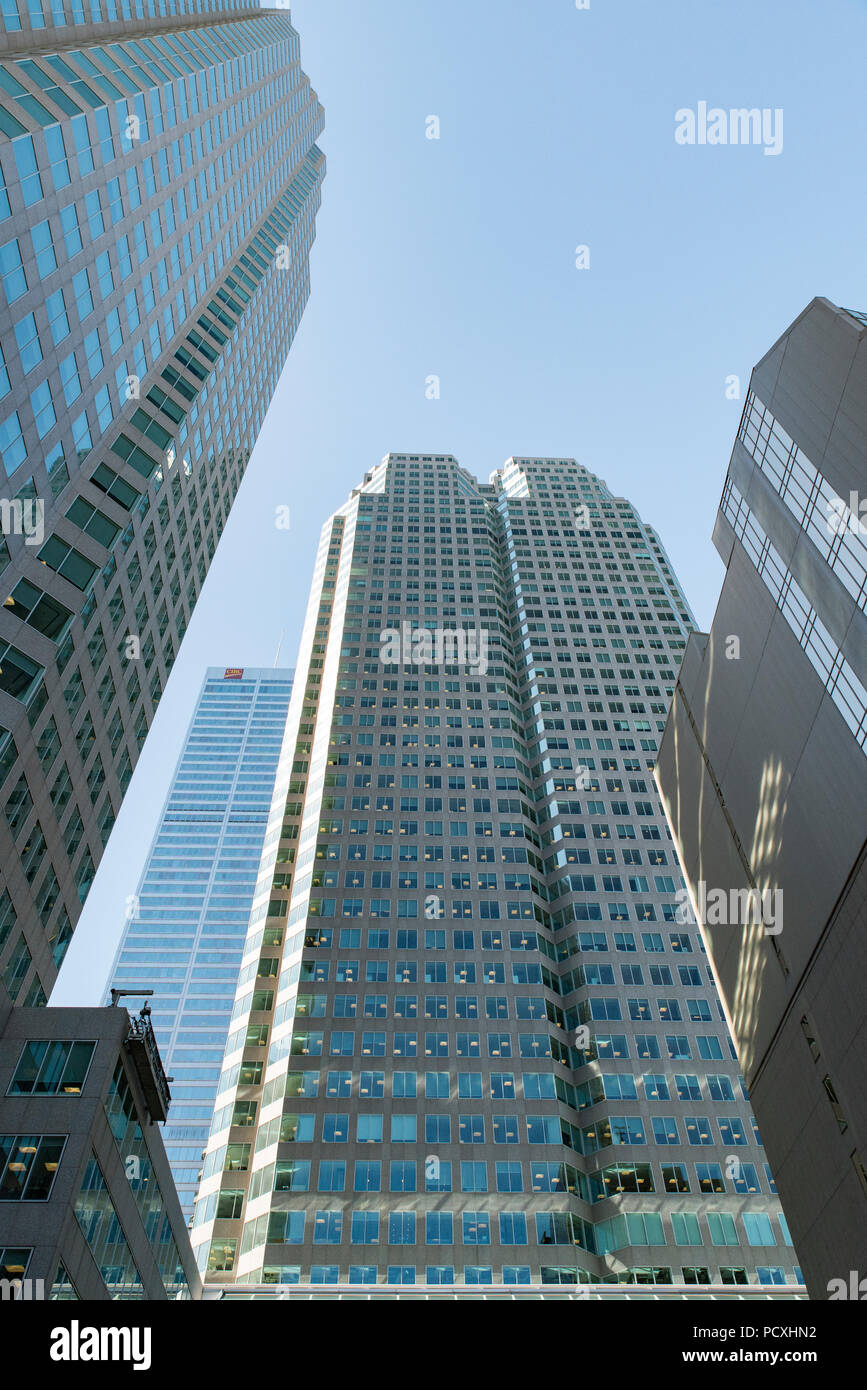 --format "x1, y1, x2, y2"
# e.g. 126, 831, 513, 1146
53, 0, 867, 1003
